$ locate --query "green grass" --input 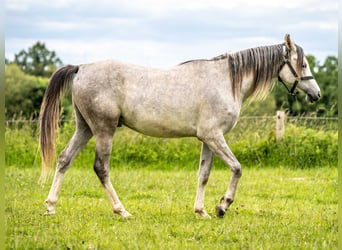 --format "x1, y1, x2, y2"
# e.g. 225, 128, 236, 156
5, 118, 338, 248
5, 166, 337, 249
5, 118, 338, 170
